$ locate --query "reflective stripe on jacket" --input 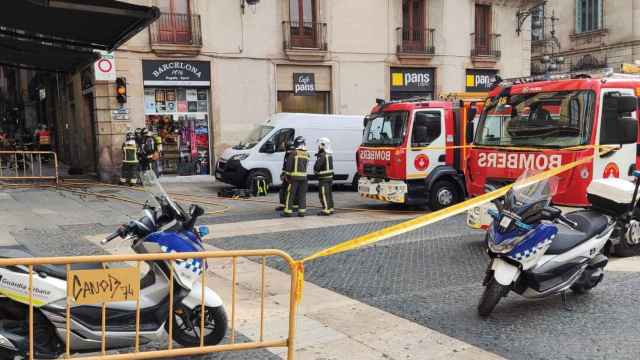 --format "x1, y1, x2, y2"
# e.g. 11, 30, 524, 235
284, 149, 309, 180
314, 151, 334, 180
122, 144, 139, 163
